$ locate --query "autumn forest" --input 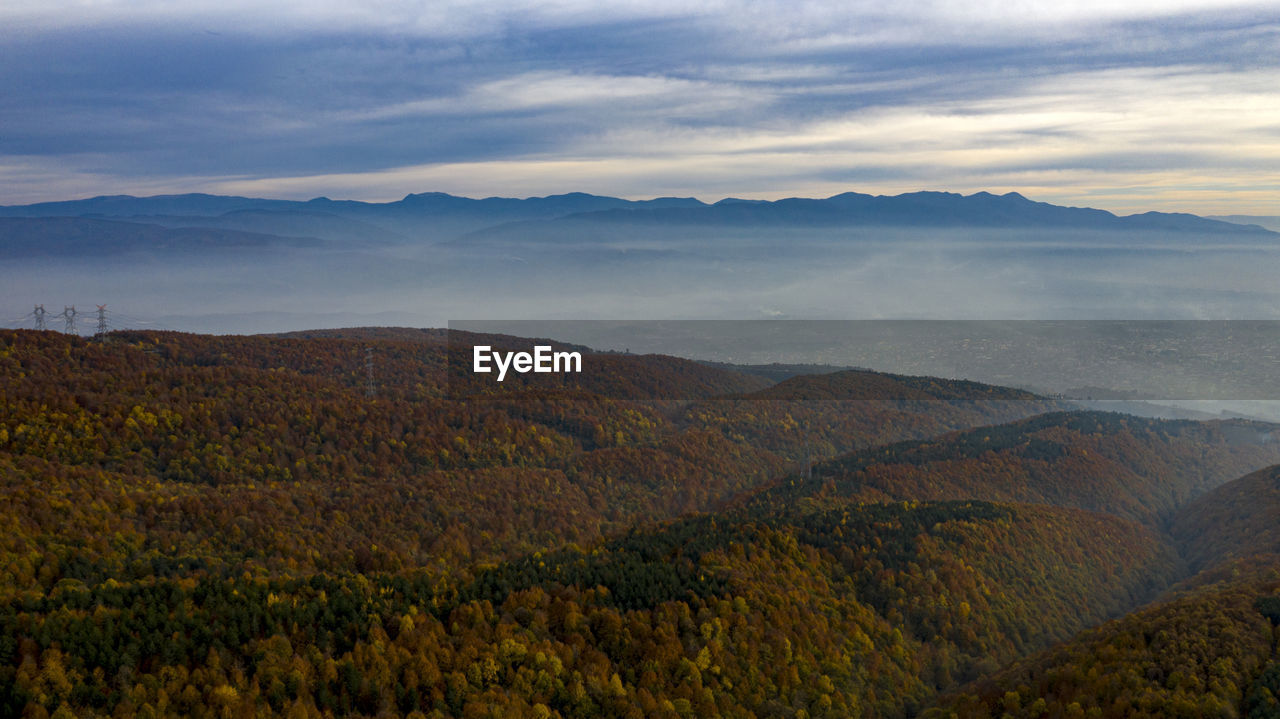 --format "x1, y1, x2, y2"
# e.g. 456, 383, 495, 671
4, 327, 1280, 719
